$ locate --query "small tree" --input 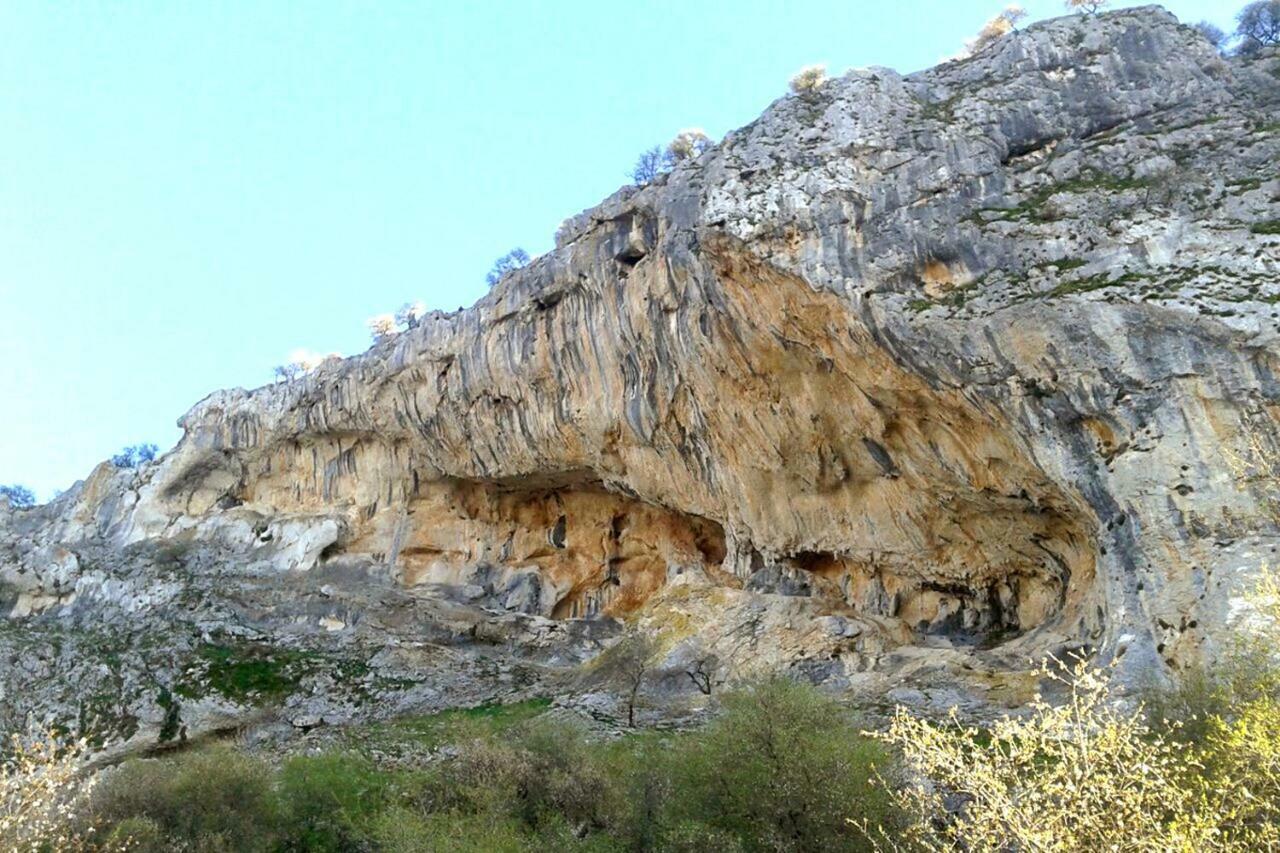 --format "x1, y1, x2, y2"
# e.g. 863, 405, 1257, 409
0, 484, 35, 508
1236, 0, 1280, 54
395, 300, 427, 331
1193, 20, 1228, 50
601, 631, 657, 728
111, 444, 158, 469
273, 348, 329, 382
665, 128, 710, 164
366, 313, 397, 343
630, 146, 667, 185
485, 248, 530, 288
788, 64, 826, 94
1065, 0, 1109, 13
968, 6, 1026, 54
685, 654, 719, 696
